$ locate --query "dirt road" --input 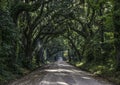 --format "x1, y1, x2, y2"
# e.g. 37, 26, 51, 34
9, 61, 113, 85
